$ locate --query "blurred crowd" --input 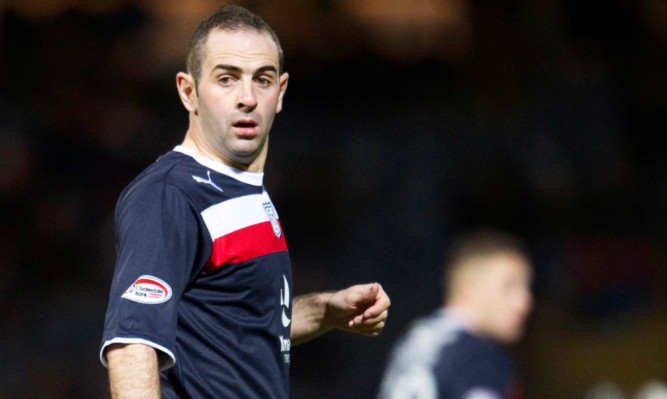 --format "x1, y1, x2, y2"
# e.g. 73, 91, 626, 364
0, 0, 665, 398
